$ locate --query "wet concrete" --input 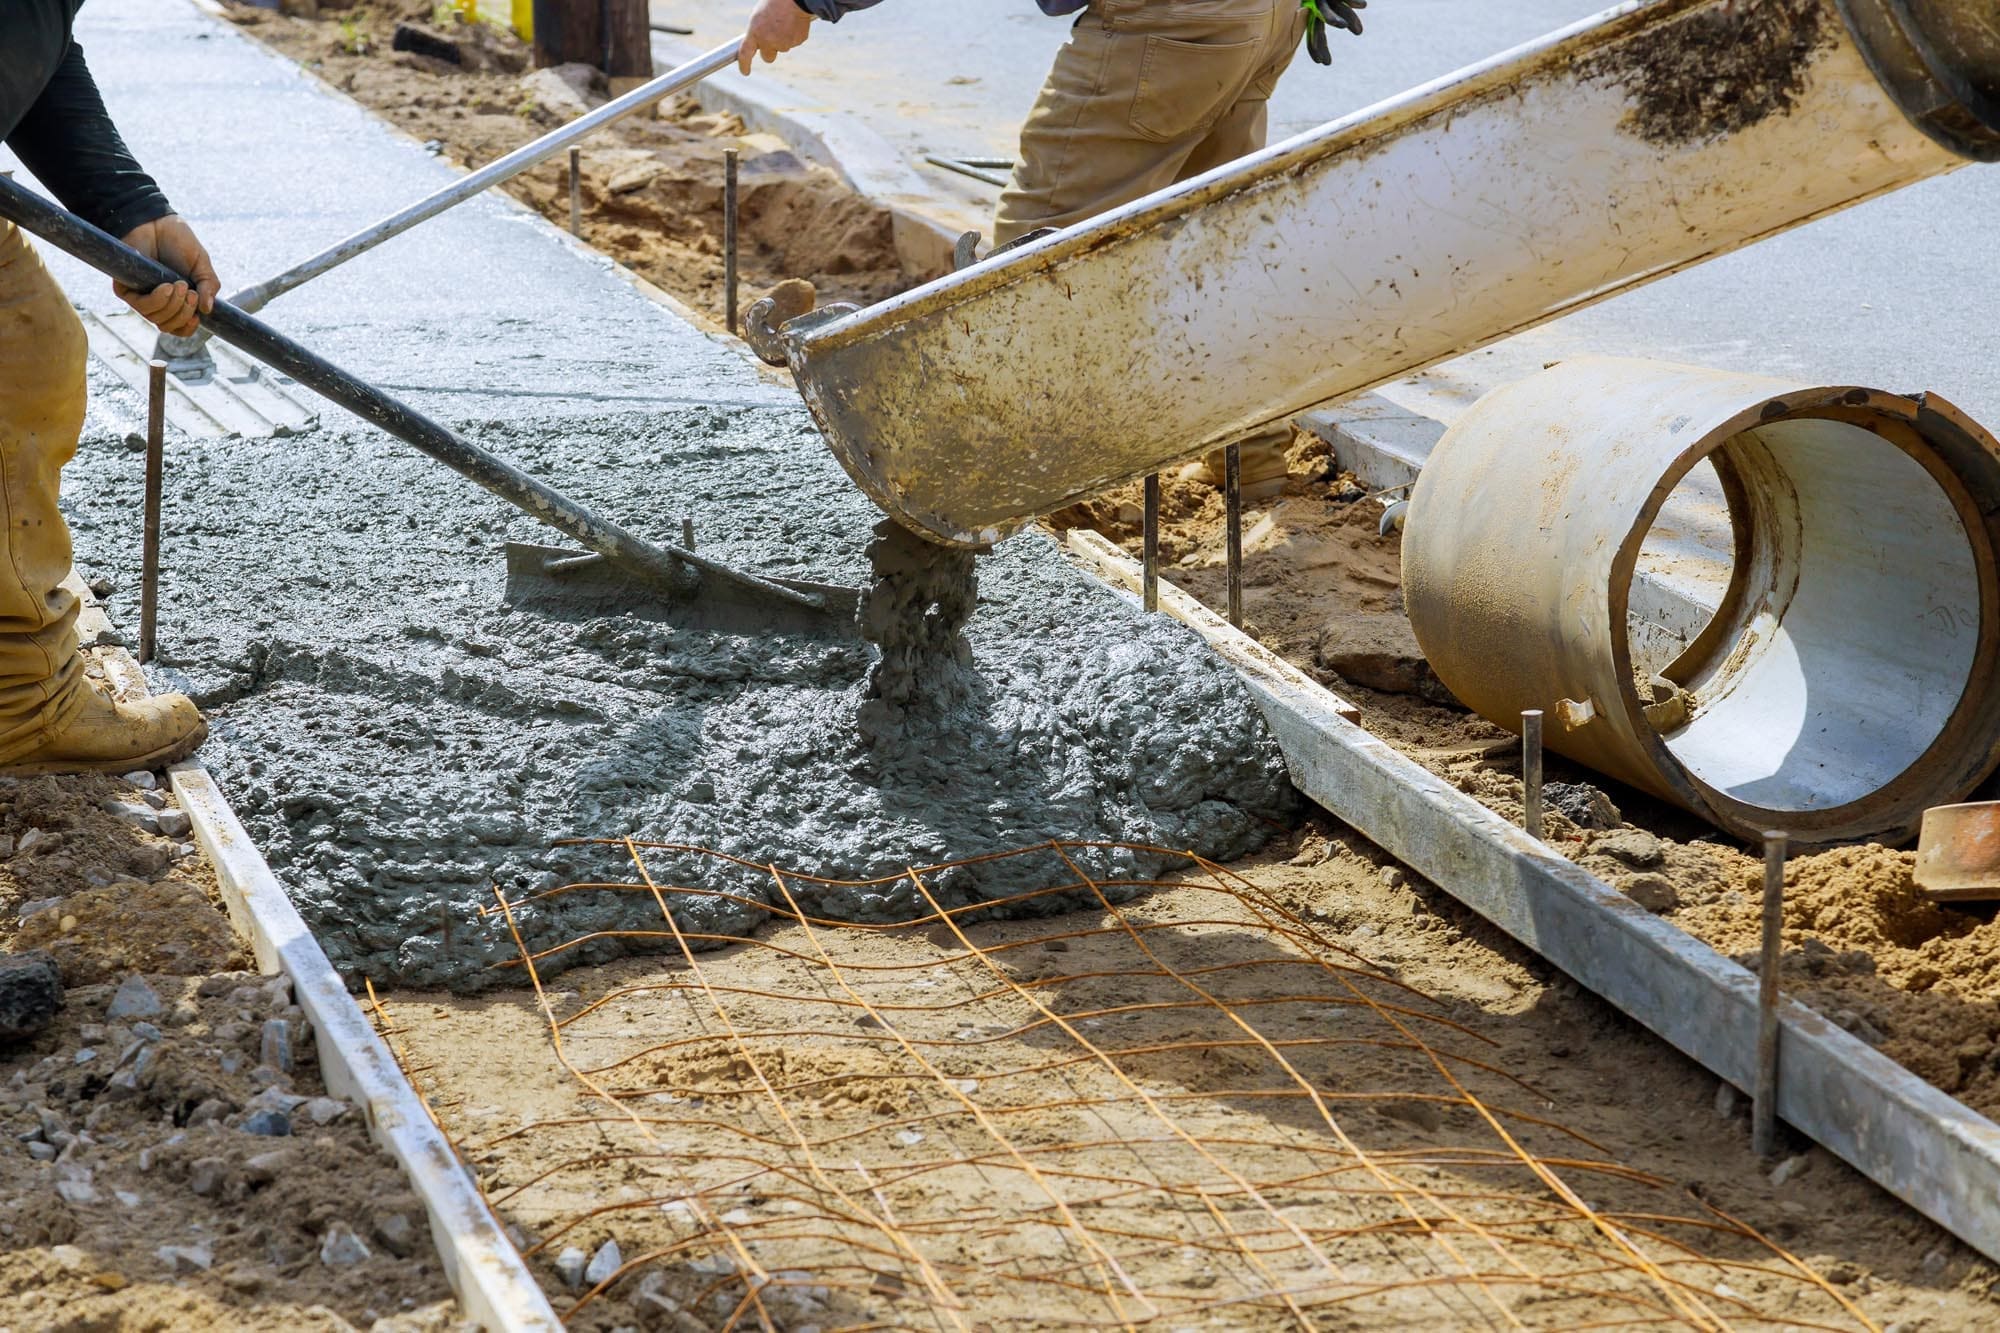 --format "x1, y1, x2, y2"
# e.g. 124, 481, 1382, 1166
64, 394, 1292, 987
28, 0, 1295, 989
